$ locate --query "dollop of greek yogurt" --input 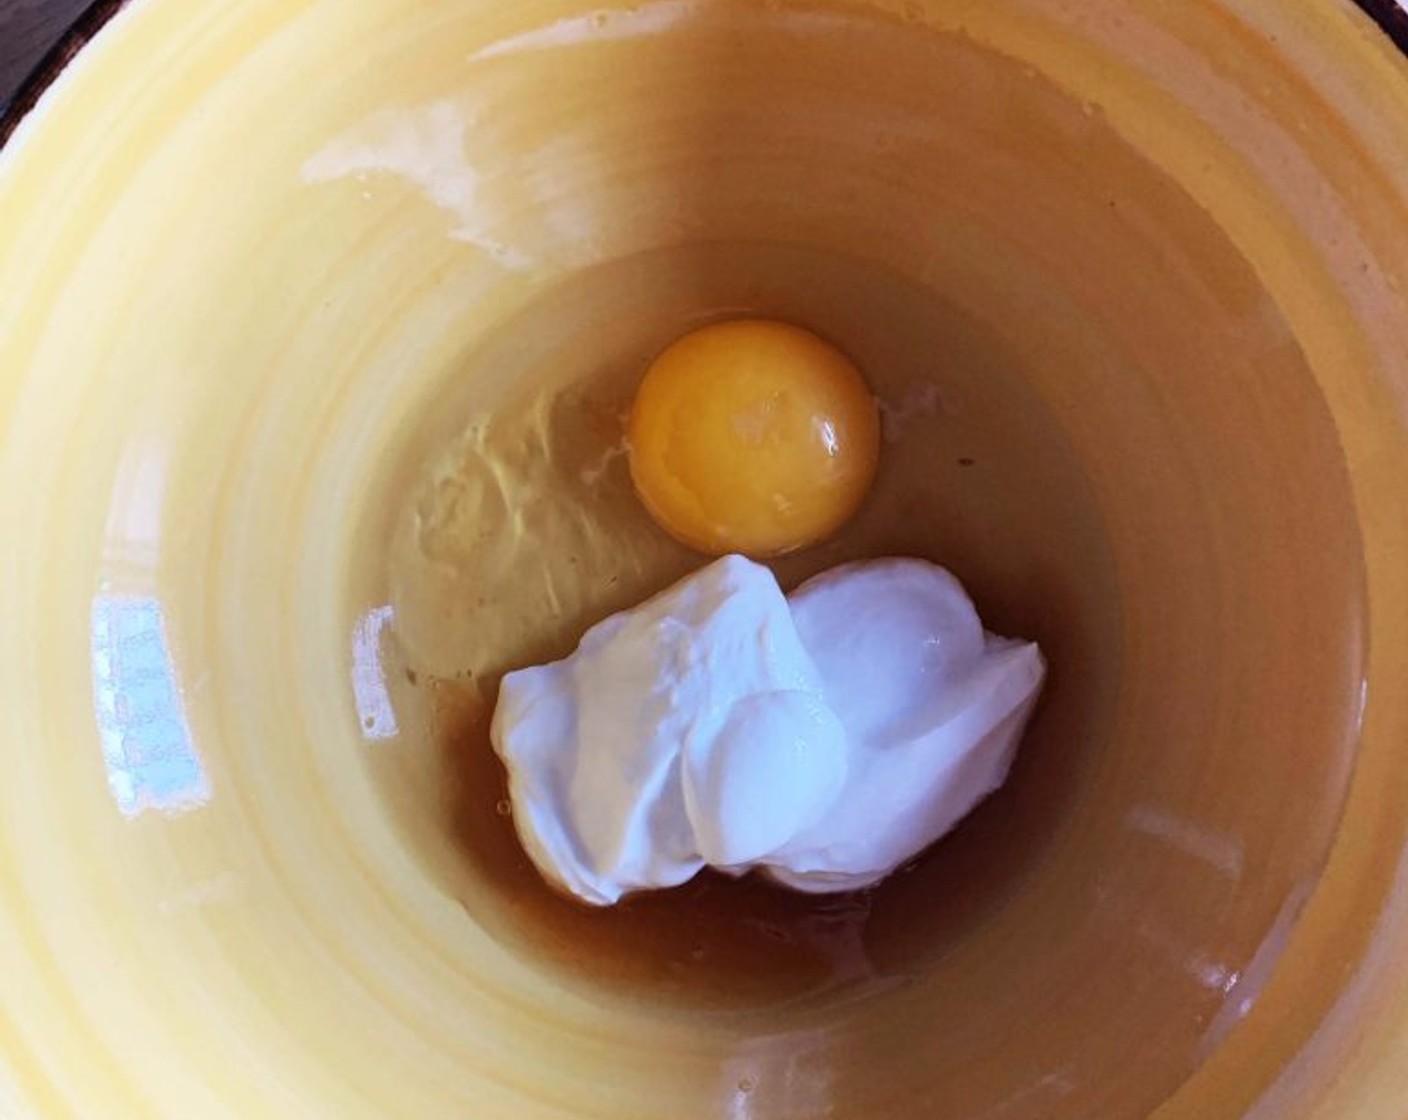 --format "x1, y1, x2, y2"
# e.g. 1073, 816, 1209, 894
491, 555, 1044, 905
